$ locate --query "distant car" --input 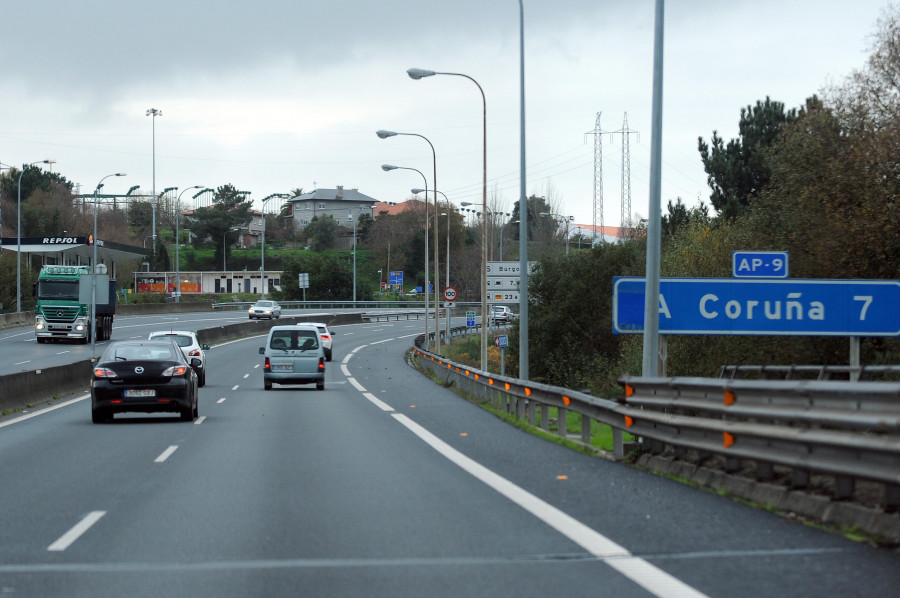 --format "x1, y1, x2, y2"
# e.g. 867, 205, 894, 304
91, 339, 200, 423
304, 322, 335, 361
491, 305, 516, 325
260, 324, 325, 391
249, 300, 281, 320
148, 330, 210, 387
